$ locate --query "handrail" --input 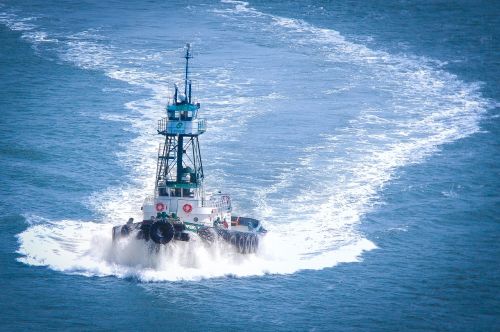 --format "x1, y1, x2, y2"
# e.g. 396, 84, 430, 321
158, 117, 168, 133
143, 195, 154, 203
198, 119, 207, 133
157, 117, 207, 135
204, 194, 231, 211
